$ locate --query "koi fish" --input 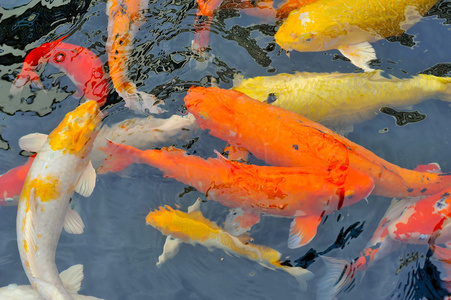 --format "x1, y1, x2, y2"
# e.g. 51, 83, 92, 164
0, 155, 35, 206
274, 0, 439, 71
17, 100, 102, 299
232, 70, 451, 134
11, 37, 109, 106
184, 86, 451, 199
192, 0, 317, 51
318, 165, 451, 299
106, 0, 164, 114
146, 199, 314, 291
98, 140, 374, 248
0, 265, 104, 300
